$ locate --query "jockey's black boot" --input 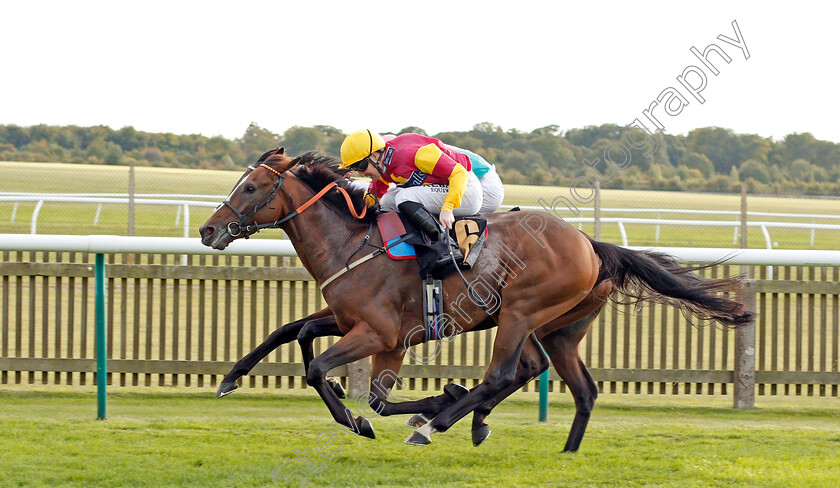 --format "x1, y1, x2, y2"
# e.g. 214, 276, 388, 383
398, 202, 463, 270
